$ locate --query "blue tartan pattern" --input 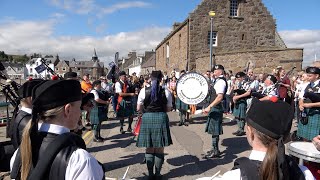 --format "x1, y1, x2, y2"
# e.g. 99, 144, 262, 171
136, 112, 172, 148
297, 112, 320, 141
90, 106, 107, 125
116, 99, 134, 117
205, 104, 223, 135
233, 100, 247, 119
